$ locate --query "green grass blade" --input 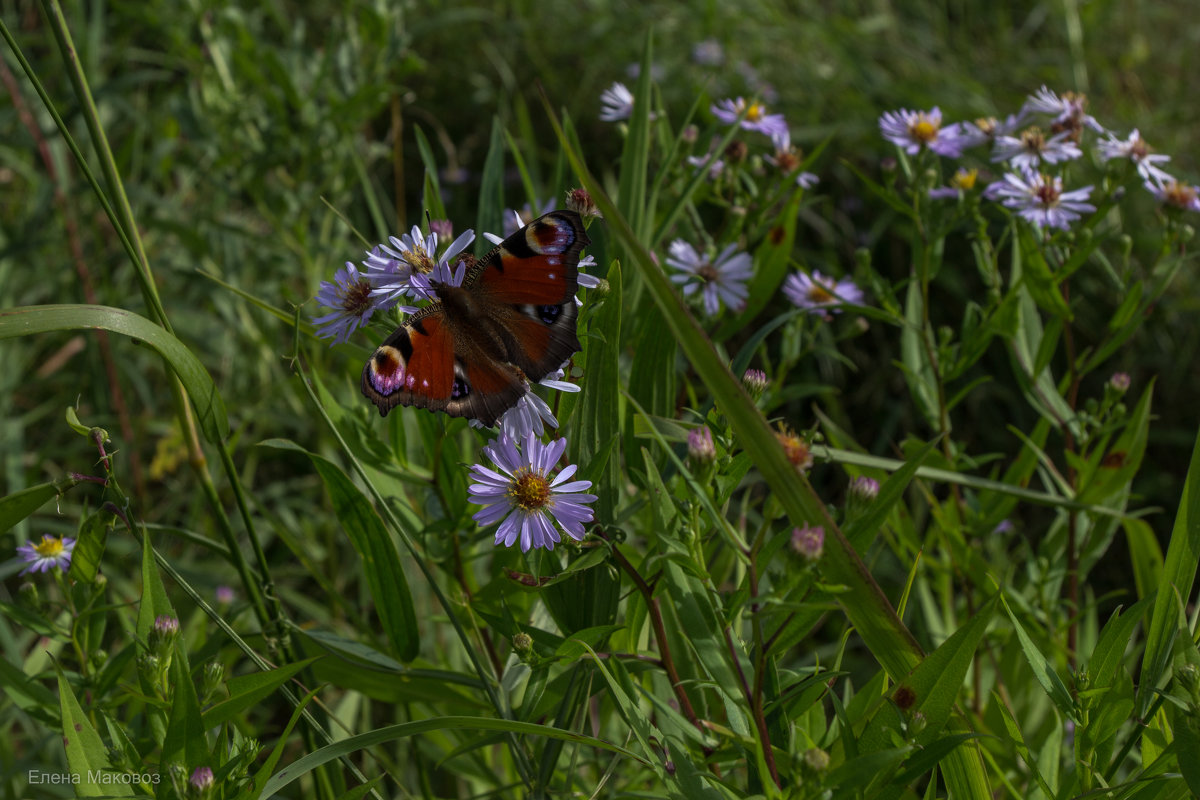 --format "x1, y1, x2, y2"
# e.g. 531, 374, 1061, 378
259, 439, 420, 662
55, 663, 135, 796
0, 477, 78, 534
1138, 421, 1200, 714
